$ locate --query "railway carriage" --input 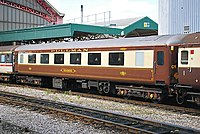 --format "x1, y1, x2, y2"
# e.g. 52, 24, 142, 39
0, 33, 199, 104
0, 45, 17, 82
14, 35, 180, 102
176, 34, 200, 104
